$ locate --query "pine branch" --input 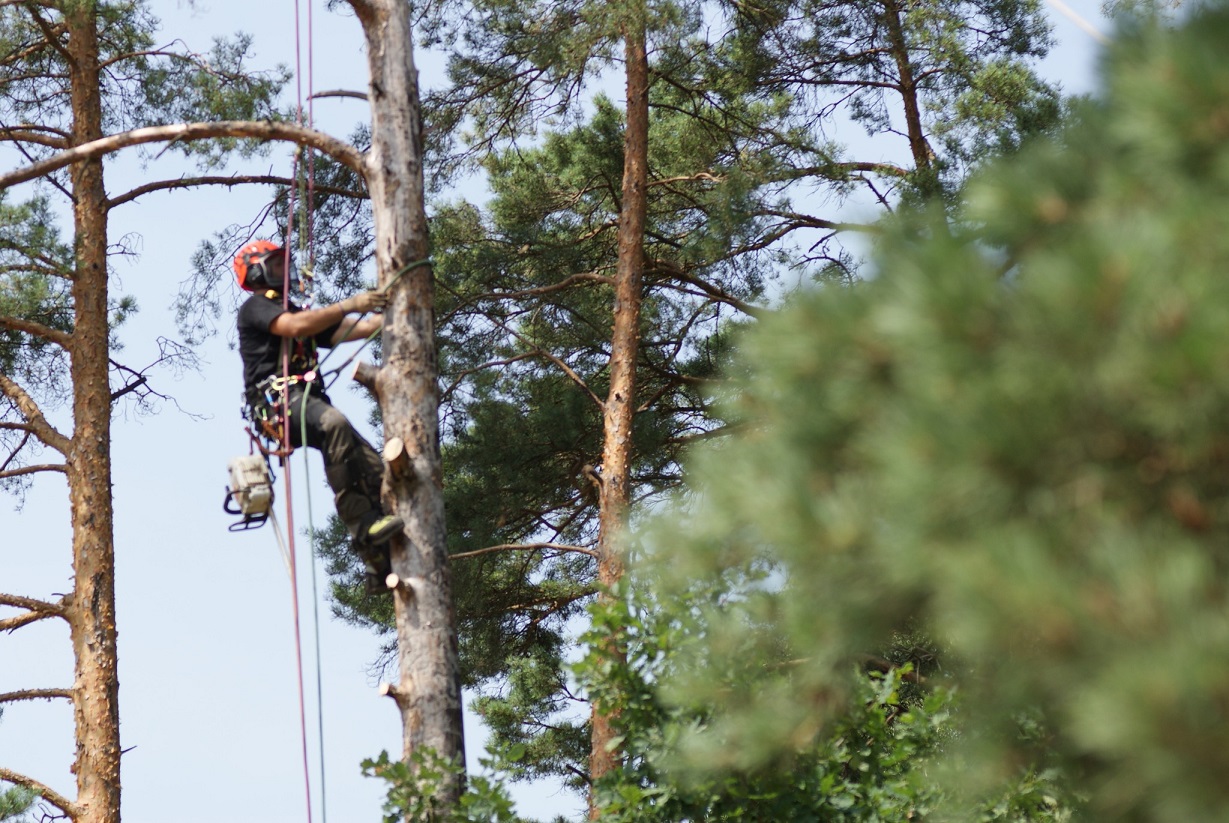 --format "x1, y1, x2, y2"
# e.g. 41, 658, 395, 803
488, 315, 605, 410
0, 688, 72, 703
486, 271, 615, 300
0, 314, 72, 348
648, 260, 765, 318
0, 127, 67, 148
108, 173, 367, 209
0, 592, 66, 617
0, 463, 67, 479
0, 372, 70, 455
0, 766, 80, 819
312, 89, 369, 101
0, 608, 62, 632
0, 262, 70, 278
23, 4, 71, 65
452, 542, 597, 561
441, 353, 538, 402
0, 120, 366, 191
